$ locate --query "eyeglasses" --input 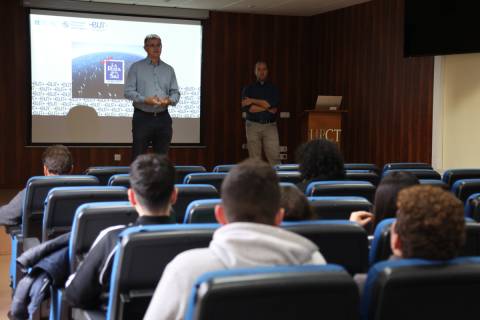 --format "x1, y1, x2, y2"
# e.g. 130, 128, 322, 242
146, 44, 162, 48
